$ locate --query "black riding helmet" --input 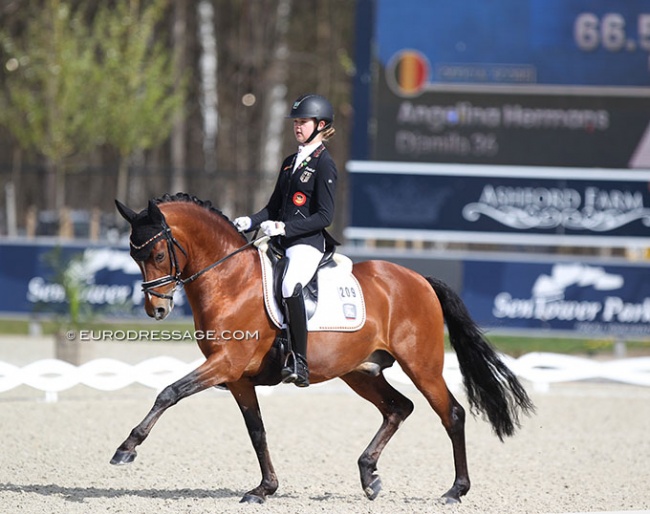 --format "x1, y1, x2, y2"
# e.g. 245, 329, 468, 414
287, 94, 334, 143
